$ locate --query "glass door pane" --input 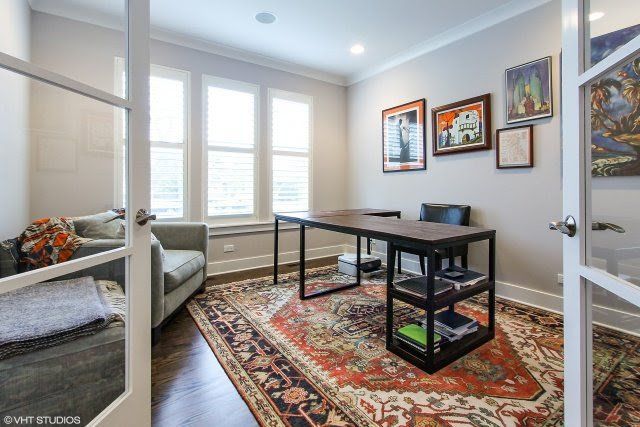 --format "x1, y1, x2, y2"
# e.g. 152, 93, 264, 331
590, 282, 640, 425
588, 52, 640, 282
584, 0, 640, 70
23, 0, 127, 96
